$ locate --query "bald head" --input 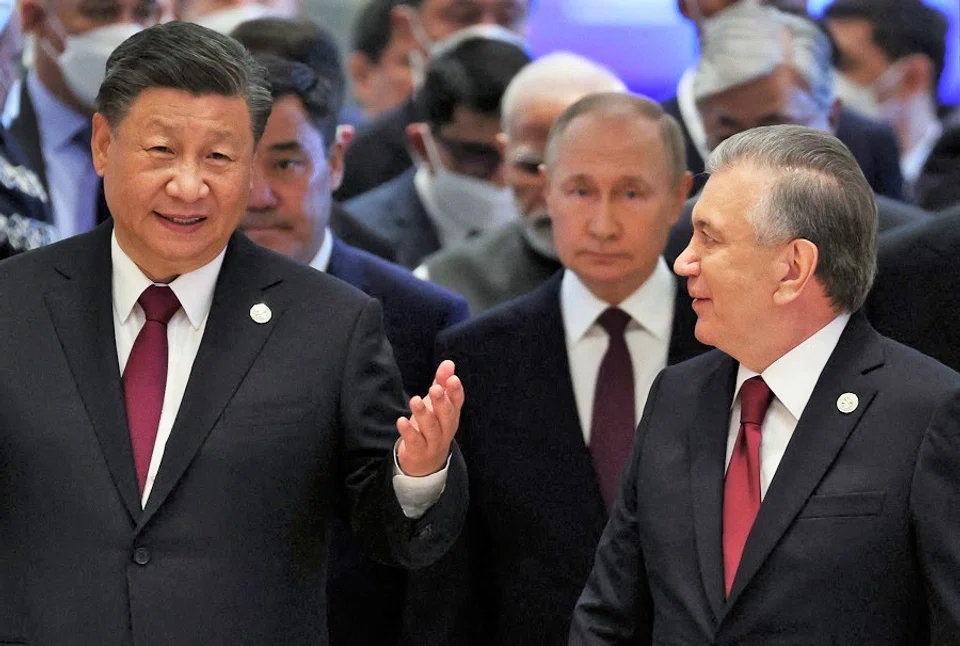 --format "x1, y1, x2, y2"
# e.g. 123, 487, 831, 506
500, 51, 626, 133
